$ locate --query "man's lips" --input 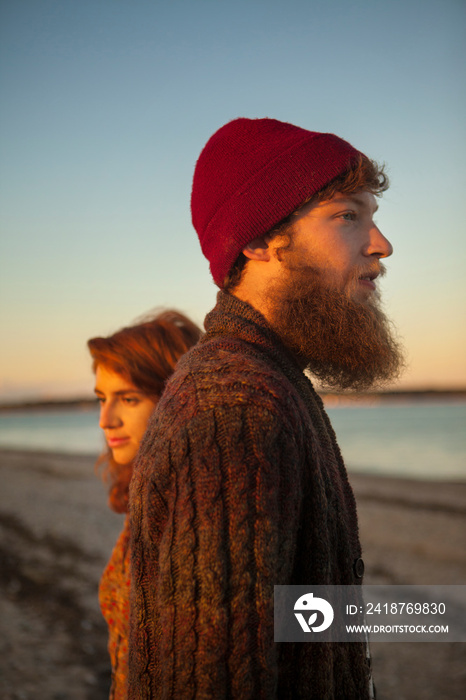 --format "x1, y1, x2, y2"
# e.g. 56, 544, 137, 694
106, 436, 131, 448
358, 270, 379, 290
